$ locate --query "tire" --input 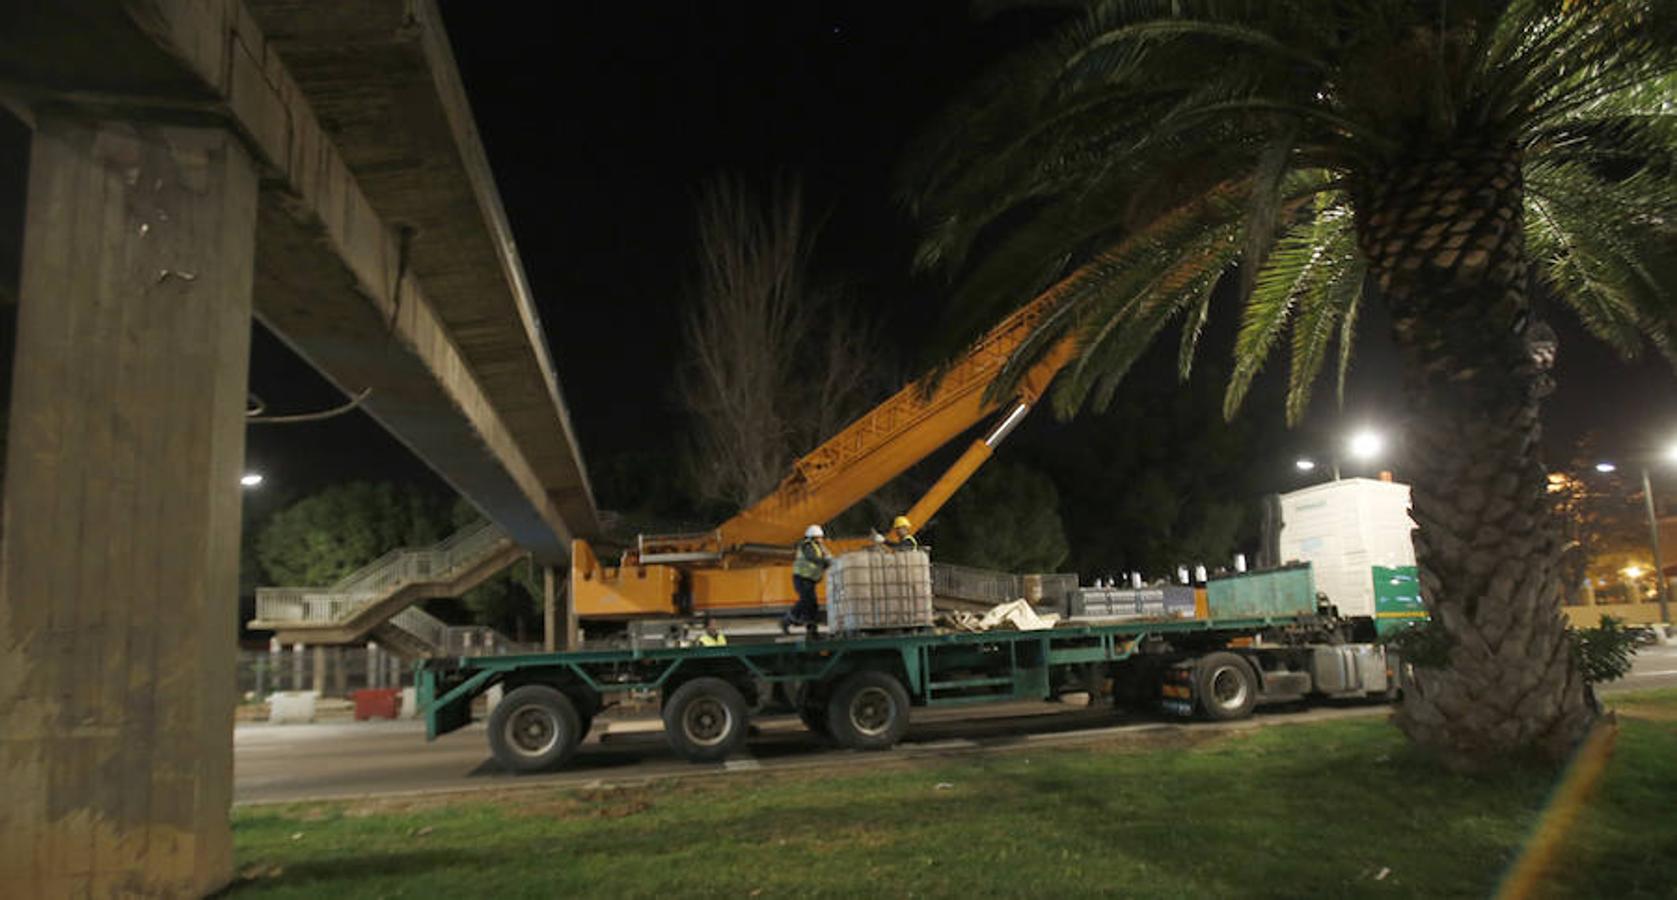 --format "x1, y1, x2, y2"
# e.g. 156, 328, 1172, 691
1194, 652, 1257, 721
662, 677, 751, 763
826, 671, 911, 751
488, 685, 583, 773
